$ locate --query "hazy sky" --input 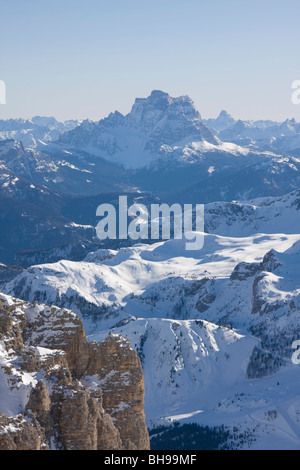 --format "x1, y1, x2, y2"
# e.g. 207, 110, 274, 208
1, 0, 300, 122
